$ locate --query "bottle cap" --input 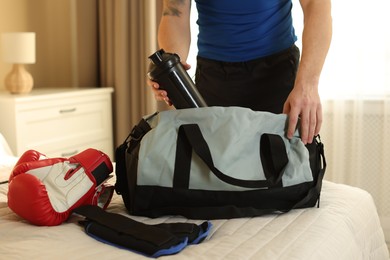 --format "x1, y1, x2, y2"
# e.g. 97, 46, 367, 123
148, 49, 181, 80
